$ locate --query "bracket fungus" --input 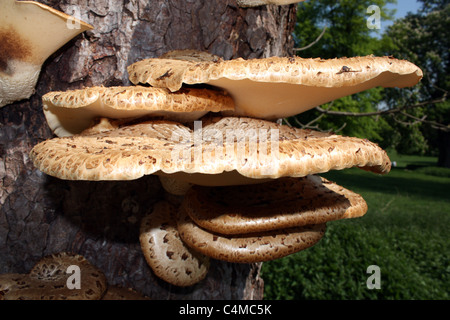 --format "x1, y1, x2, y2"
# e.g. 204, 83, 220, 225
181, 175, 368, 236
29, 116, 391, 184
177, 205, 326, 263
139, 201, 210, 287
128, 50, 423, 120
0, 0, 93, 108
27, 48, 423, 287
0, 252, 107, 300
175, 175, 368, 263
42, 85, 234, 137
